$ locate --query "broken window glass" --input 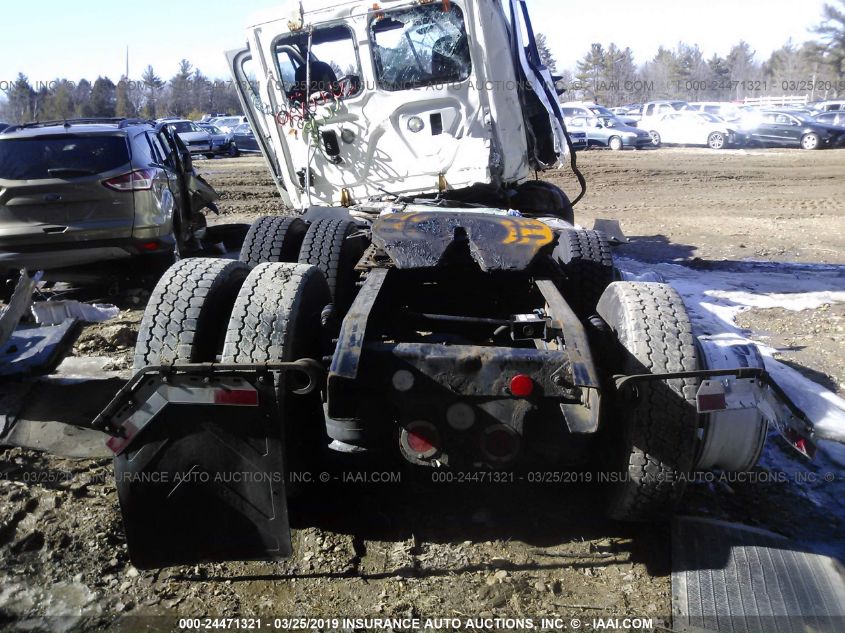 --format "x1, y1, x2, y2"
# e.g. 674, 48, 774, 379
274, 25, 362, 104
370, 4, 472, 91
